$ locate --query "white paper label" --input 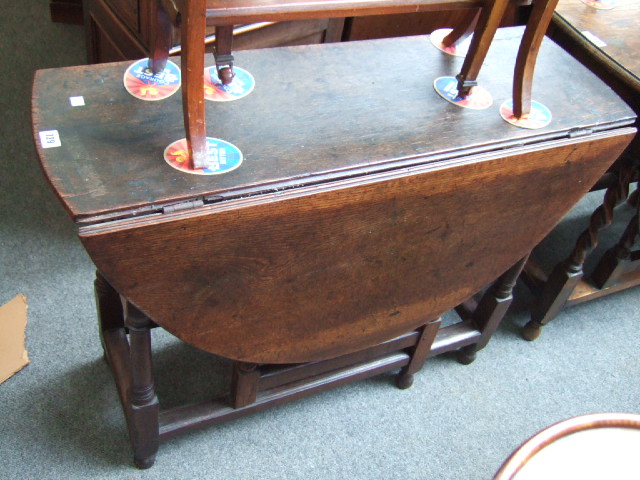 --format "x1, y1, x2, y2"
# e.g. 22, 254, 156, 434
39, 130, 61, 149
582, 31, 607, 48
69, 96, 85, 106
